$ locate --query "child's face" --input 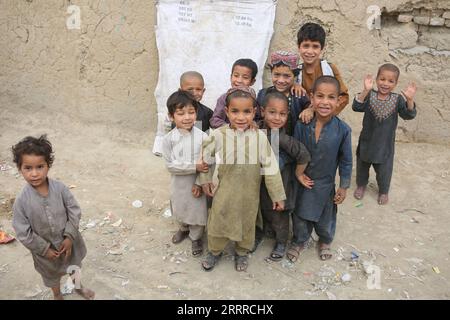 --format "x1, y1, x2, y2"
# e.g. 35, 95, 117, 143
298, 39, 323, 66
180, 76, 205, 102
170, 105, 197, 131
230, 65, 255, 88
262, 98, 289, 129
19, 154, 49, 189
271, 65, 295, 95
311, 83, 340, 118
376, 70, 398, 96
225, 97, 255, 131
